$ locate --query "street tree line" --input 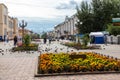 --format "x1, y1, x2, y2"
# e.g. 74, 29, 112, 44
76, 0, 120, 34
